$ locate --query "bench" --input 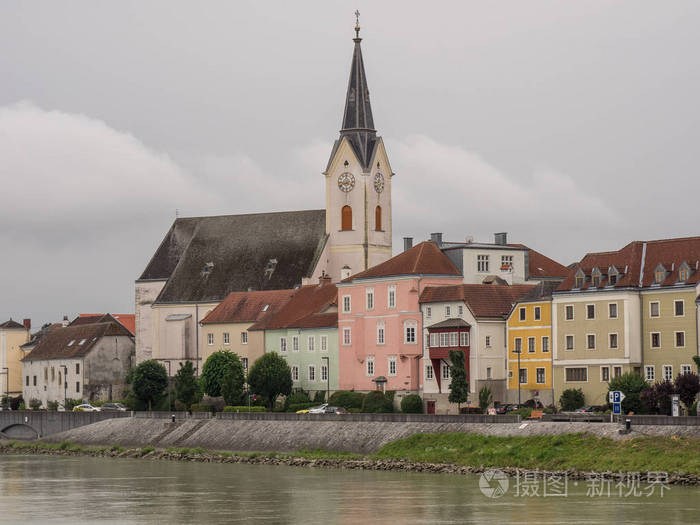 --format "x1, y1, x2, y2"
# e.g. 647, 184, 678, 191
527, 410, 544, 420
